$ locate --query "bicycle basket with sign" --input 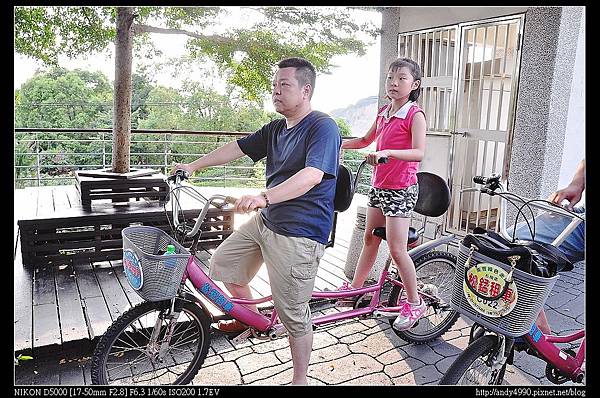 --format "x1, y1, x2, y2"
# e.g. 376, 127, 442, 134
122, 226, 191, 302
449, 233, 559, 337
